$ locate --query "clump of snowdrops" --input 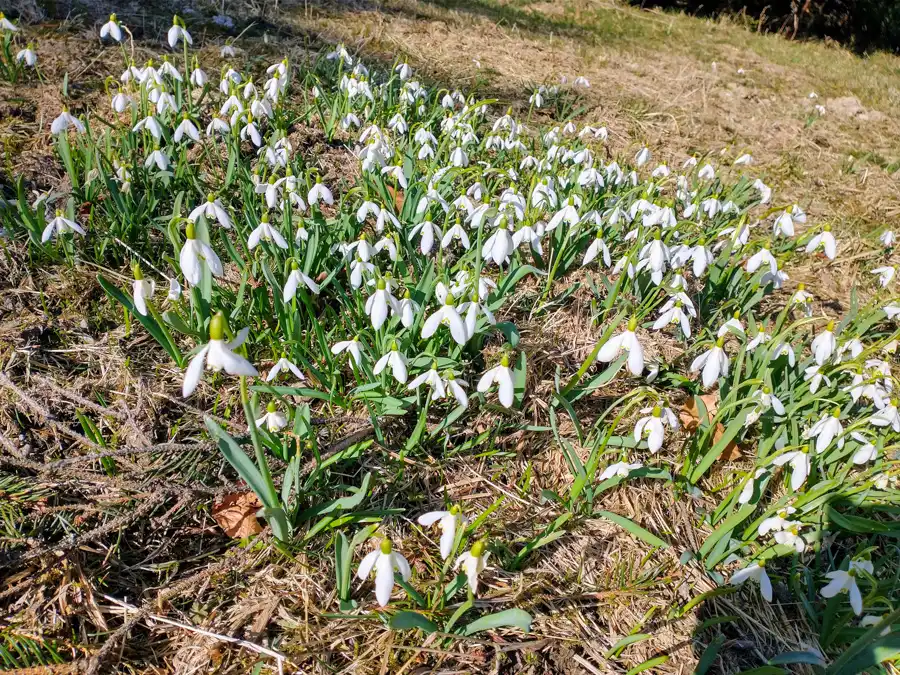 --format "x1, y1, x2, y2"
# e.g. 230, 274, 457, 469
4, 12, 900, 661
